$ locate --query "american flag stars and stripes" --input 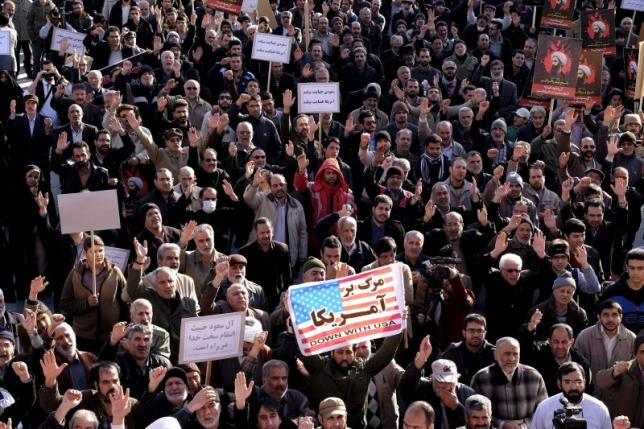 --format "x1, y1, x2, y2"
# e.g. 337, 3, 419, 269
288, 263, 407, 356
